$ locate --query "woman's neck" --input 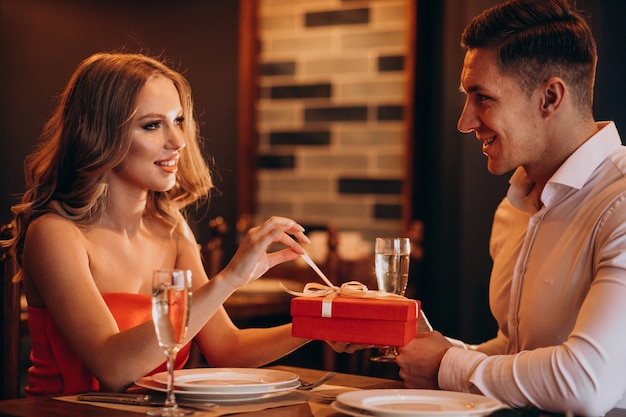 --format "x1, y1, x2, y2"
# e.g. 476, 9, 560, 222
99, 186, 148, 236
